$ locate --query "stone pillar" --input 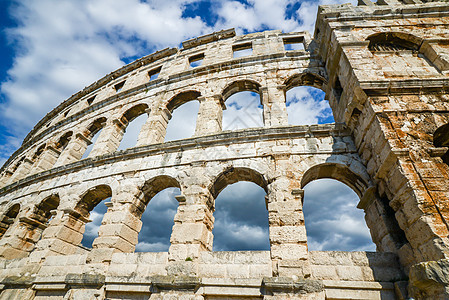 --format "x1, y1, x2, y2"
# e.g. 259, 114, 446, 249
0, 215, 46, 259
194, 95, 224, 136
260, 84, 289, 127
91, 194, 142, 255
0, 171, 13, 187
168, 187, 214, 261
30, 146, 61, 175
136, 107, 172, 146
88, 120, 125, 157
7, 158, 34, 184
268, 155, 310, 278
54, 133, 91, 167
29, 208, 87, 260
